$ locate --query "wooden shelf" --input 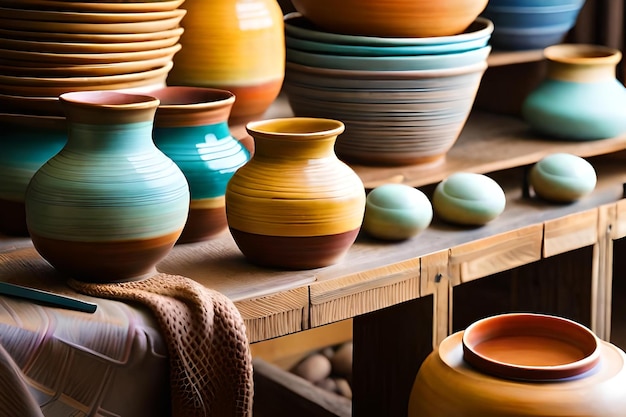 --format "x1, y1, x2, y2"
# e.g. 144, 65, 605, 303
0, 43, 623, 417
353, 110, 626, 189
486, 49, 545, 67
153, 151, 626, 342
267, 93, 626, 190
